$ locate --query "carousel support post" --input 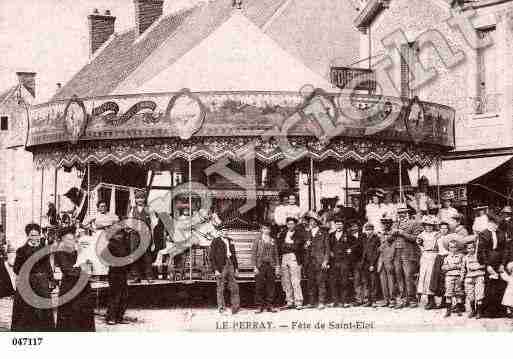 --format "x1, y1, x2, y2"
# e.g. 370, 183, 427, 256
87, 162, 91, 220
345, 168, 349, 206
310, 157, 316, 212
40, 166, 45, 226
399, 159, 403, 203
188, 155, 193, 283
54, 166, 59, 213
436, 158, 441, 205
